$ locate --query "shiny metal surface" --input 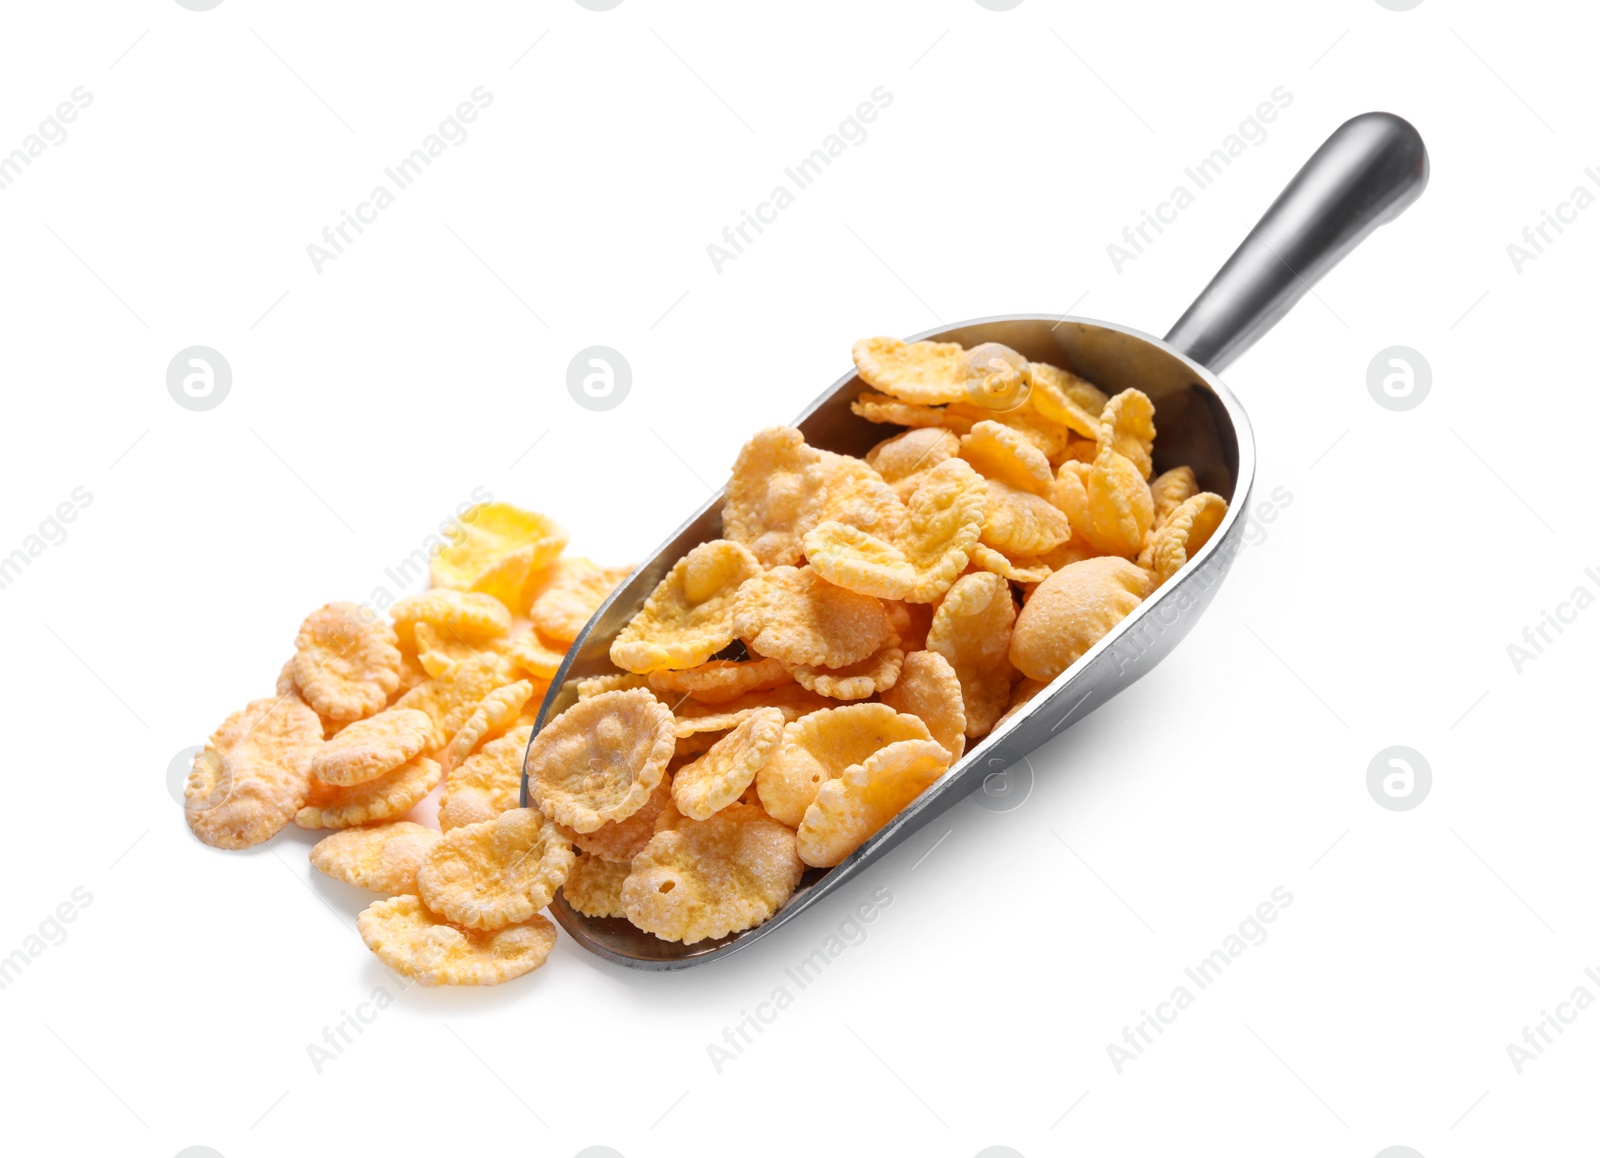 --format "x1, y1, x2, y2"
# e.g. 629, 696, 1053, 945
523, 112, 1428, 969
